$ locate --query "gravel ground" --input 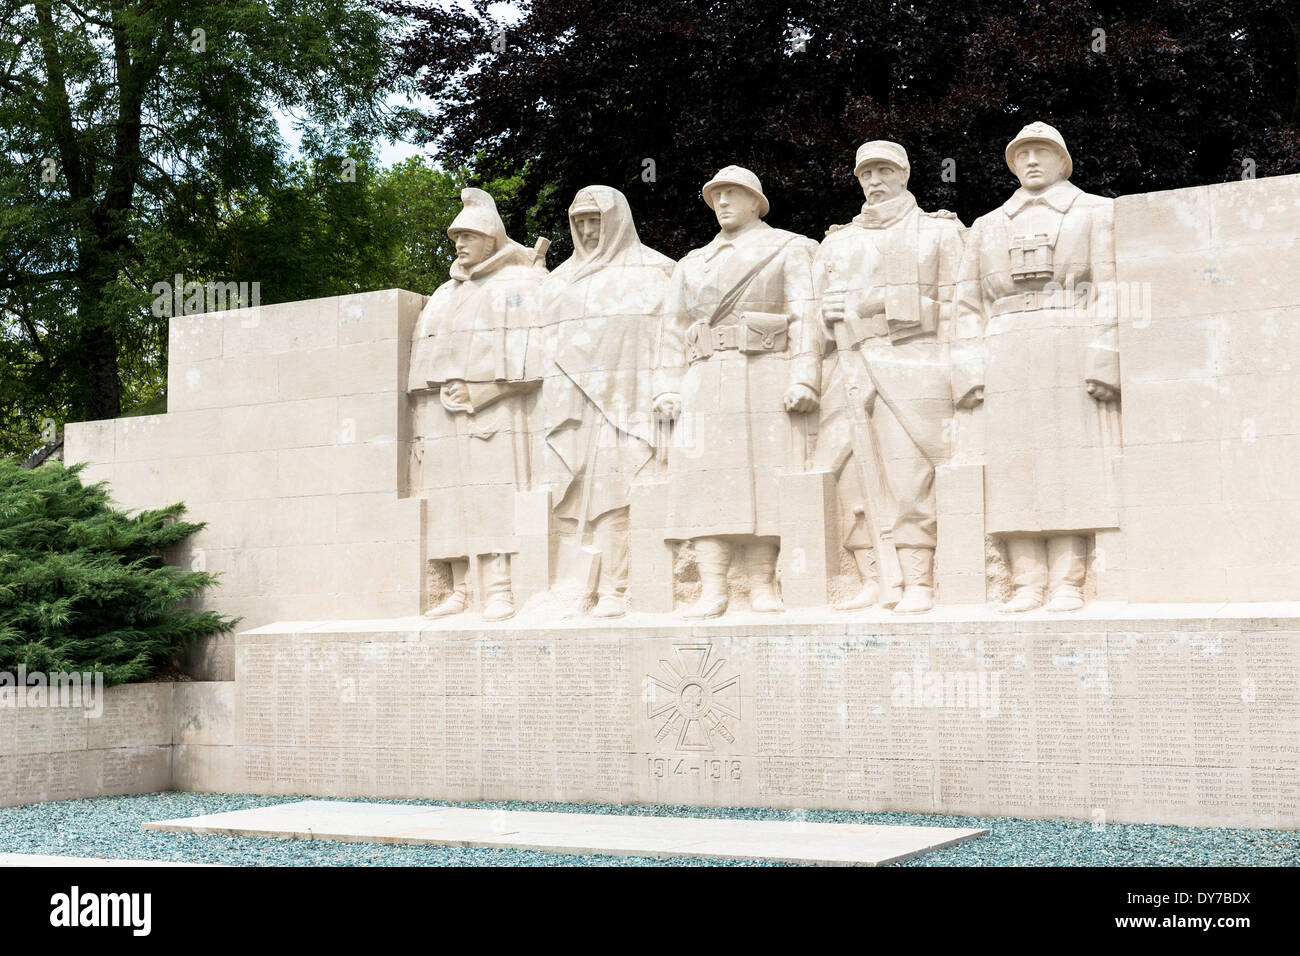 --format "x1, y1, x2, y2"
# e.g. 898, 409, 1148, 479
0, 792, 1296, 866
